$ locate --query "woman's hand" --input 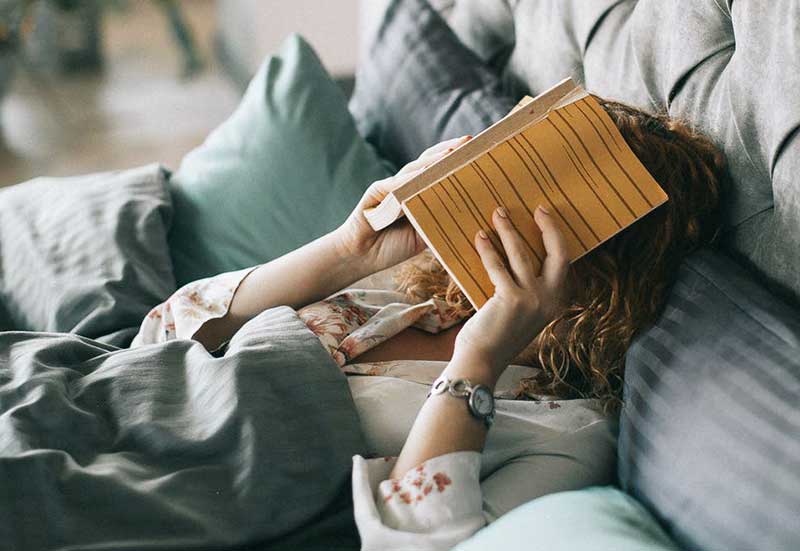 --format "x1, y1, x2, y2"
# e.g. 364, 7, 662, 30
389, 207, 569, 479
334, 136, 472, 274
452, 205, 570, 379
